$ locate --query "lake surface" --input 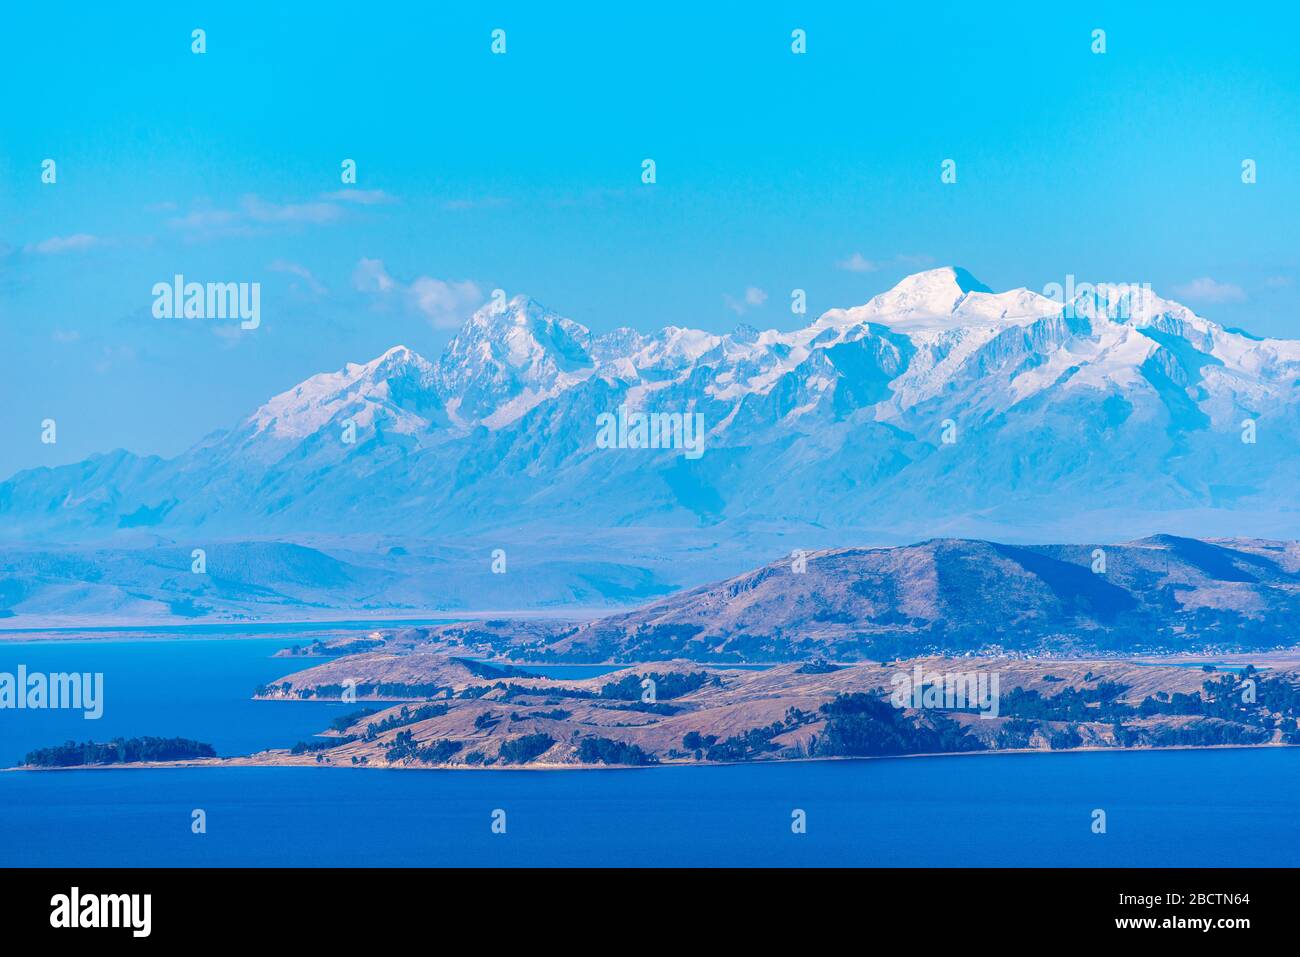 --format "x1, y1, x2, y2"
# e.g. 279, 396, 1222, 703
2, 638, 1298, 867
0, 617, 455, 636
0, 638, 346, 765
3, 750, 1297, 867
